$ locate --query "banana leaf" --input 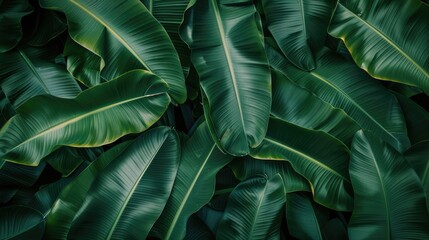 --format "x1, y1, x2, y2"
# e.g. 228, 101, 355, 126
150, 121, 233, 240
0, 161, 46, 187
0, 0, 33, 52
0, 70, 170, 166
66, 127, 179, 239
0, 46, 81, 108
0, 206, 45, 240
230, 156, 310, 193
251, 117, 353, 211
405, 140, 429, 211
262, 0, 336, 70
40, 0, 186, 103
394, 92, 429, 144
180, 0, 271, 156
271, 68, 359, 145
329, 0, 429, 94
349, 130, 429, 239
45, 141, 132, 239
286, 192, 330, 240
216, 174, 285, 240
267, 45, 410, 153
